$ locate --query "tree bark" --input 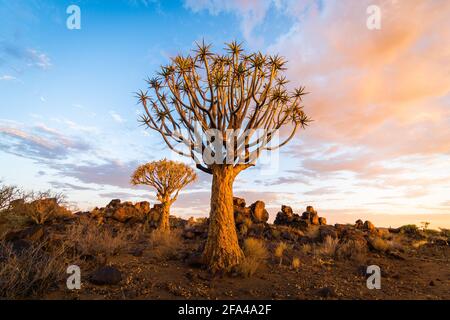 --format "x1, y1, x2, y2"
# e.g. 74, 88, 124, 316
202, 165, 244, 272
158, 200, 171, 232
